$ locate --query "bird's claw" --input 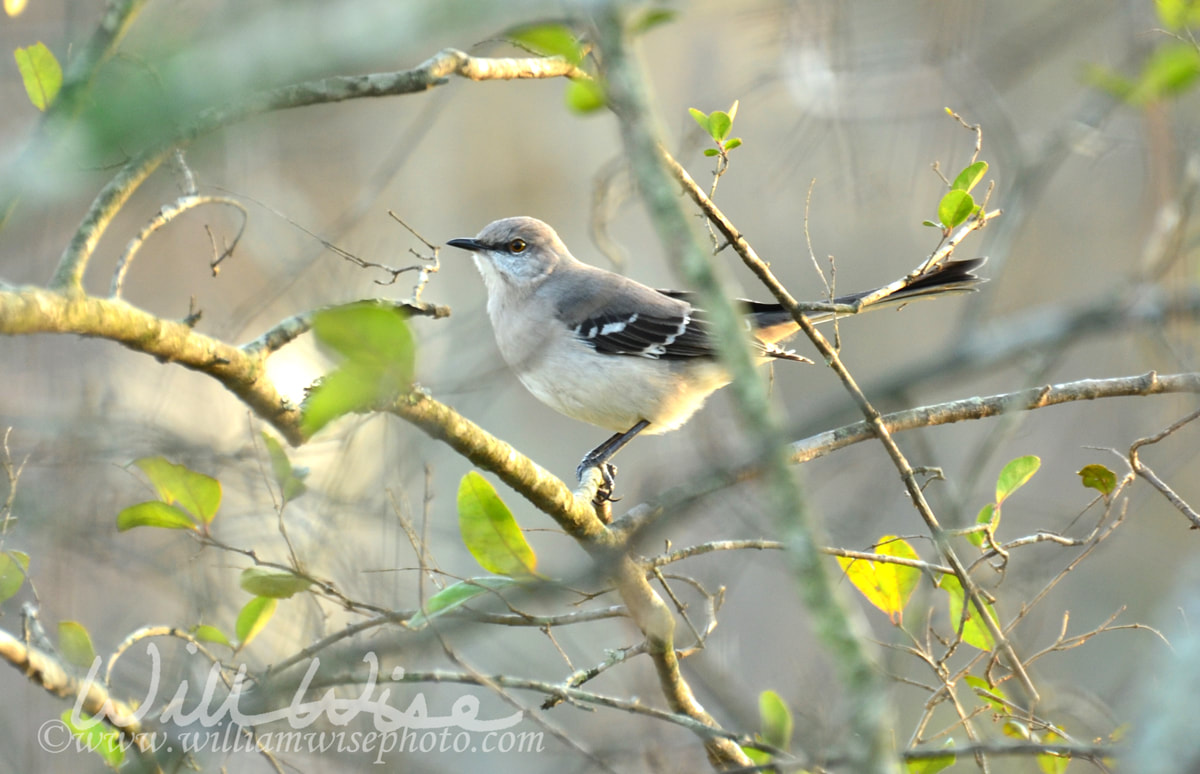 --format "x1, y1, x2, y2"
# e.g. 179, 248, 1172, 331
577, 459, 620, 507
596, 463, 619, 503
